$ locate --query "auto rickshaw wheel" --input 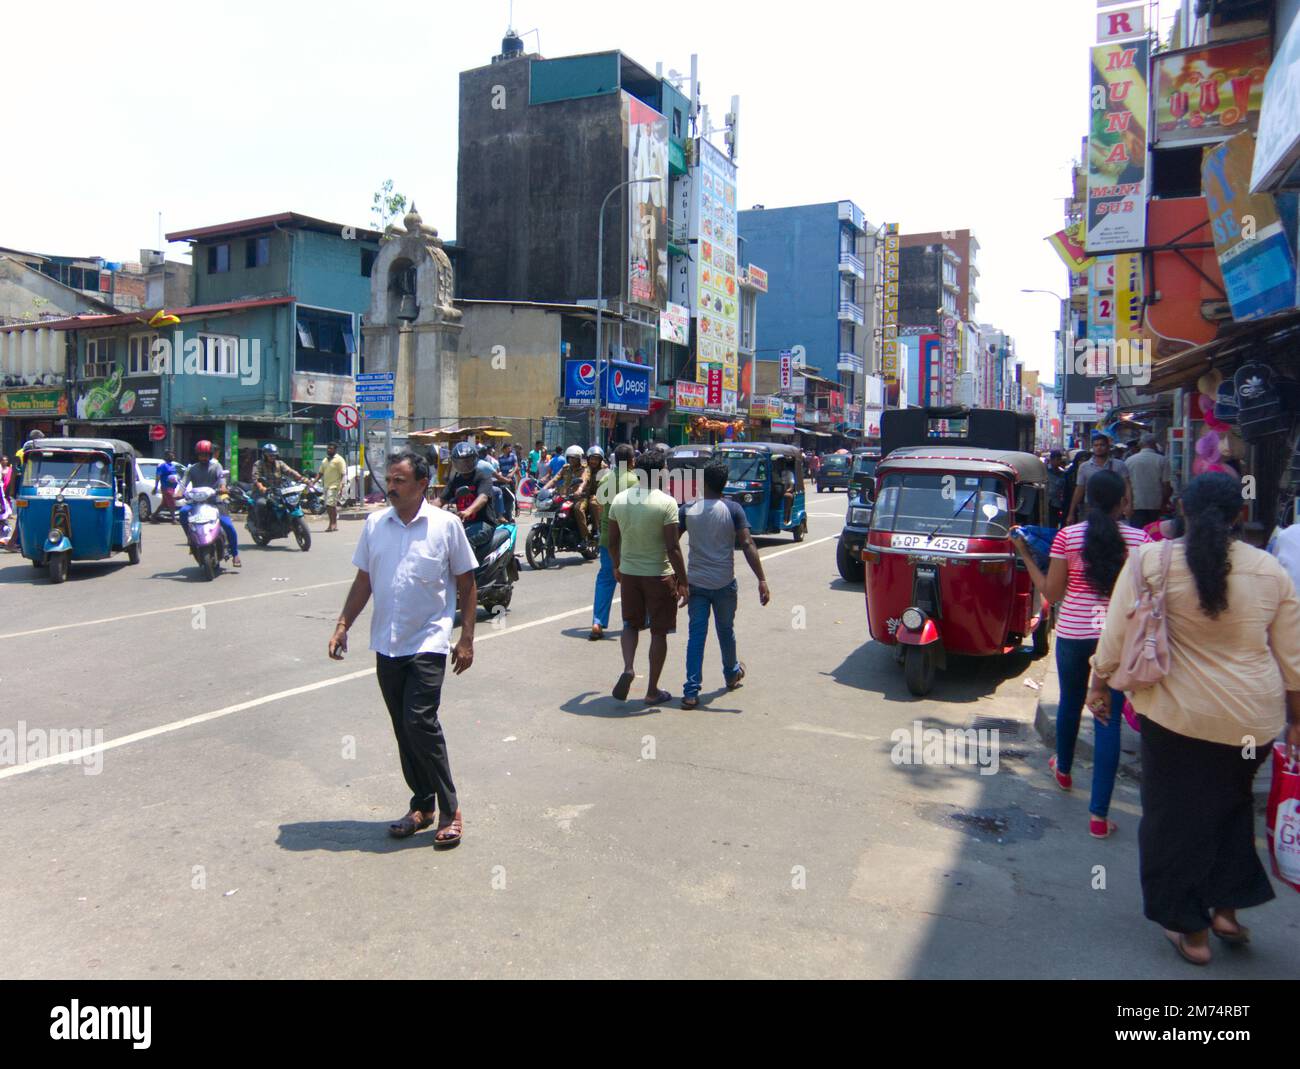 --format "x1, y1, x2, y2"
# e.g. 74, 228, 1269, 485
1031, 604, 1054, 659
903, 645, 936, 696
793, 518, 806, 542
48, 553, 69, 585
836, 538, 864, 582
127, 540, 142, 565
